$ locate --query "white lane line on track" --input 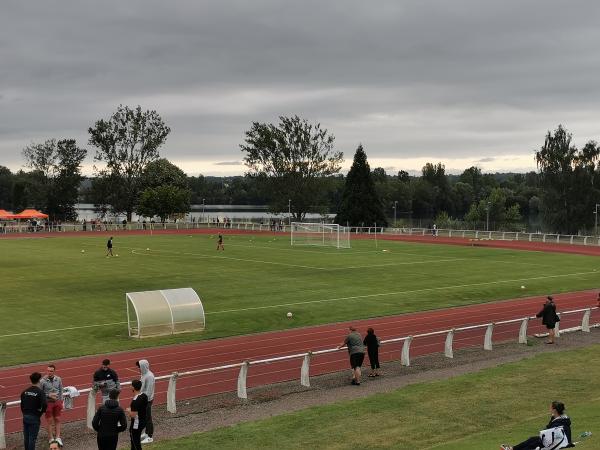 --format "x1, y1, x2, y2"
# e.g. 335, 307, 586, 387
1, 291, 595, 387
